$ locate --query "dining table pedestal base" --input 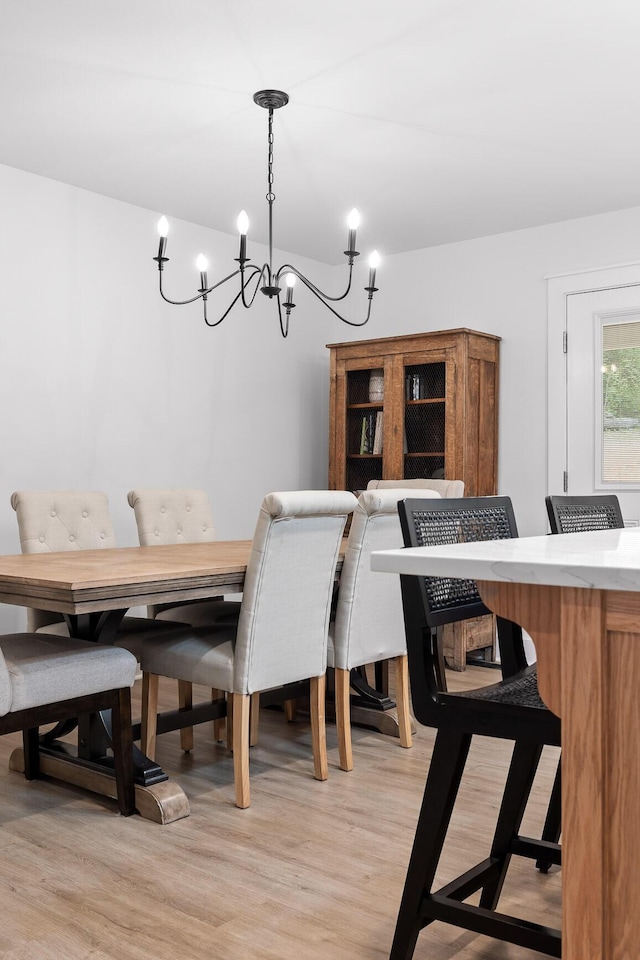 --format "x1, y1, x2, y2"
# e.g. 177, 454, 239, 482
8, 747, 191, 824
